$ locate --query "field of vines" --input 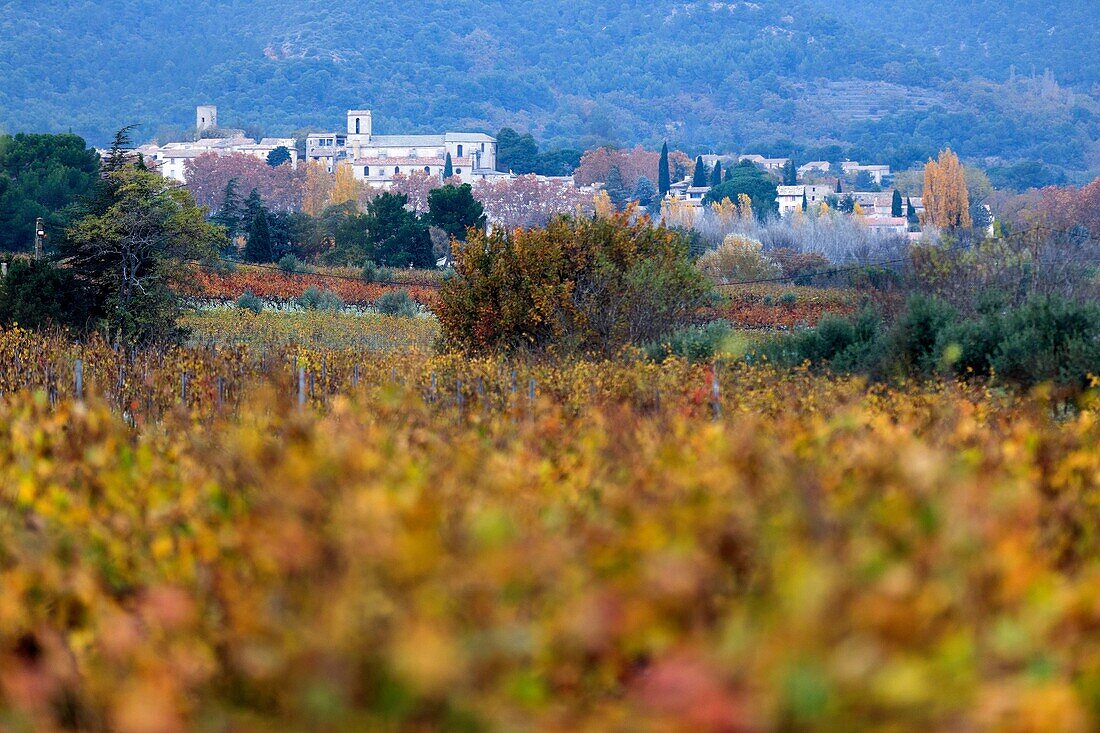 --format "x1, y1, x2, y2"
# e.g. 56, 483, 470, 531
1, 323, 1099, 733
191, 266, 440, 307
